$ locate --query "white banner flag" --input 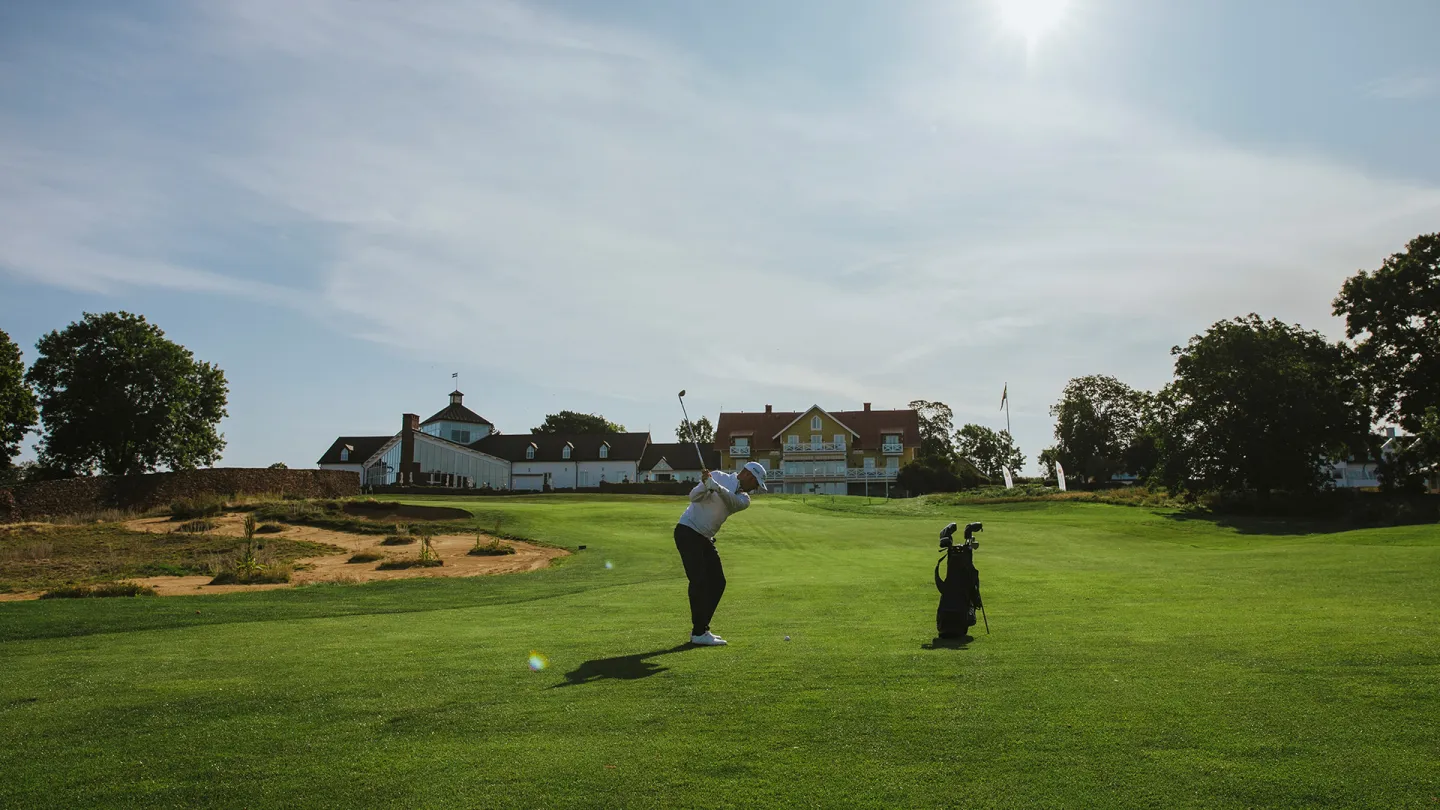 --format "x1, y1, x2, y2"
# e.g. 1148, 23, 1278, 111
1055, 462, 1067, 491
1002, 467, 1014, 489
